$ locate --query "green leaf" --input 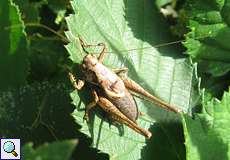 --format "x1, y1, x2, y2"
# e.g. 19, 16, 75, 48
183, 0, 230, 76
66, 0, 199, 159
0, 0, 29, 91
14, 0, 42, 23
23, 139, 78, 160
182, 89, 230, 160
